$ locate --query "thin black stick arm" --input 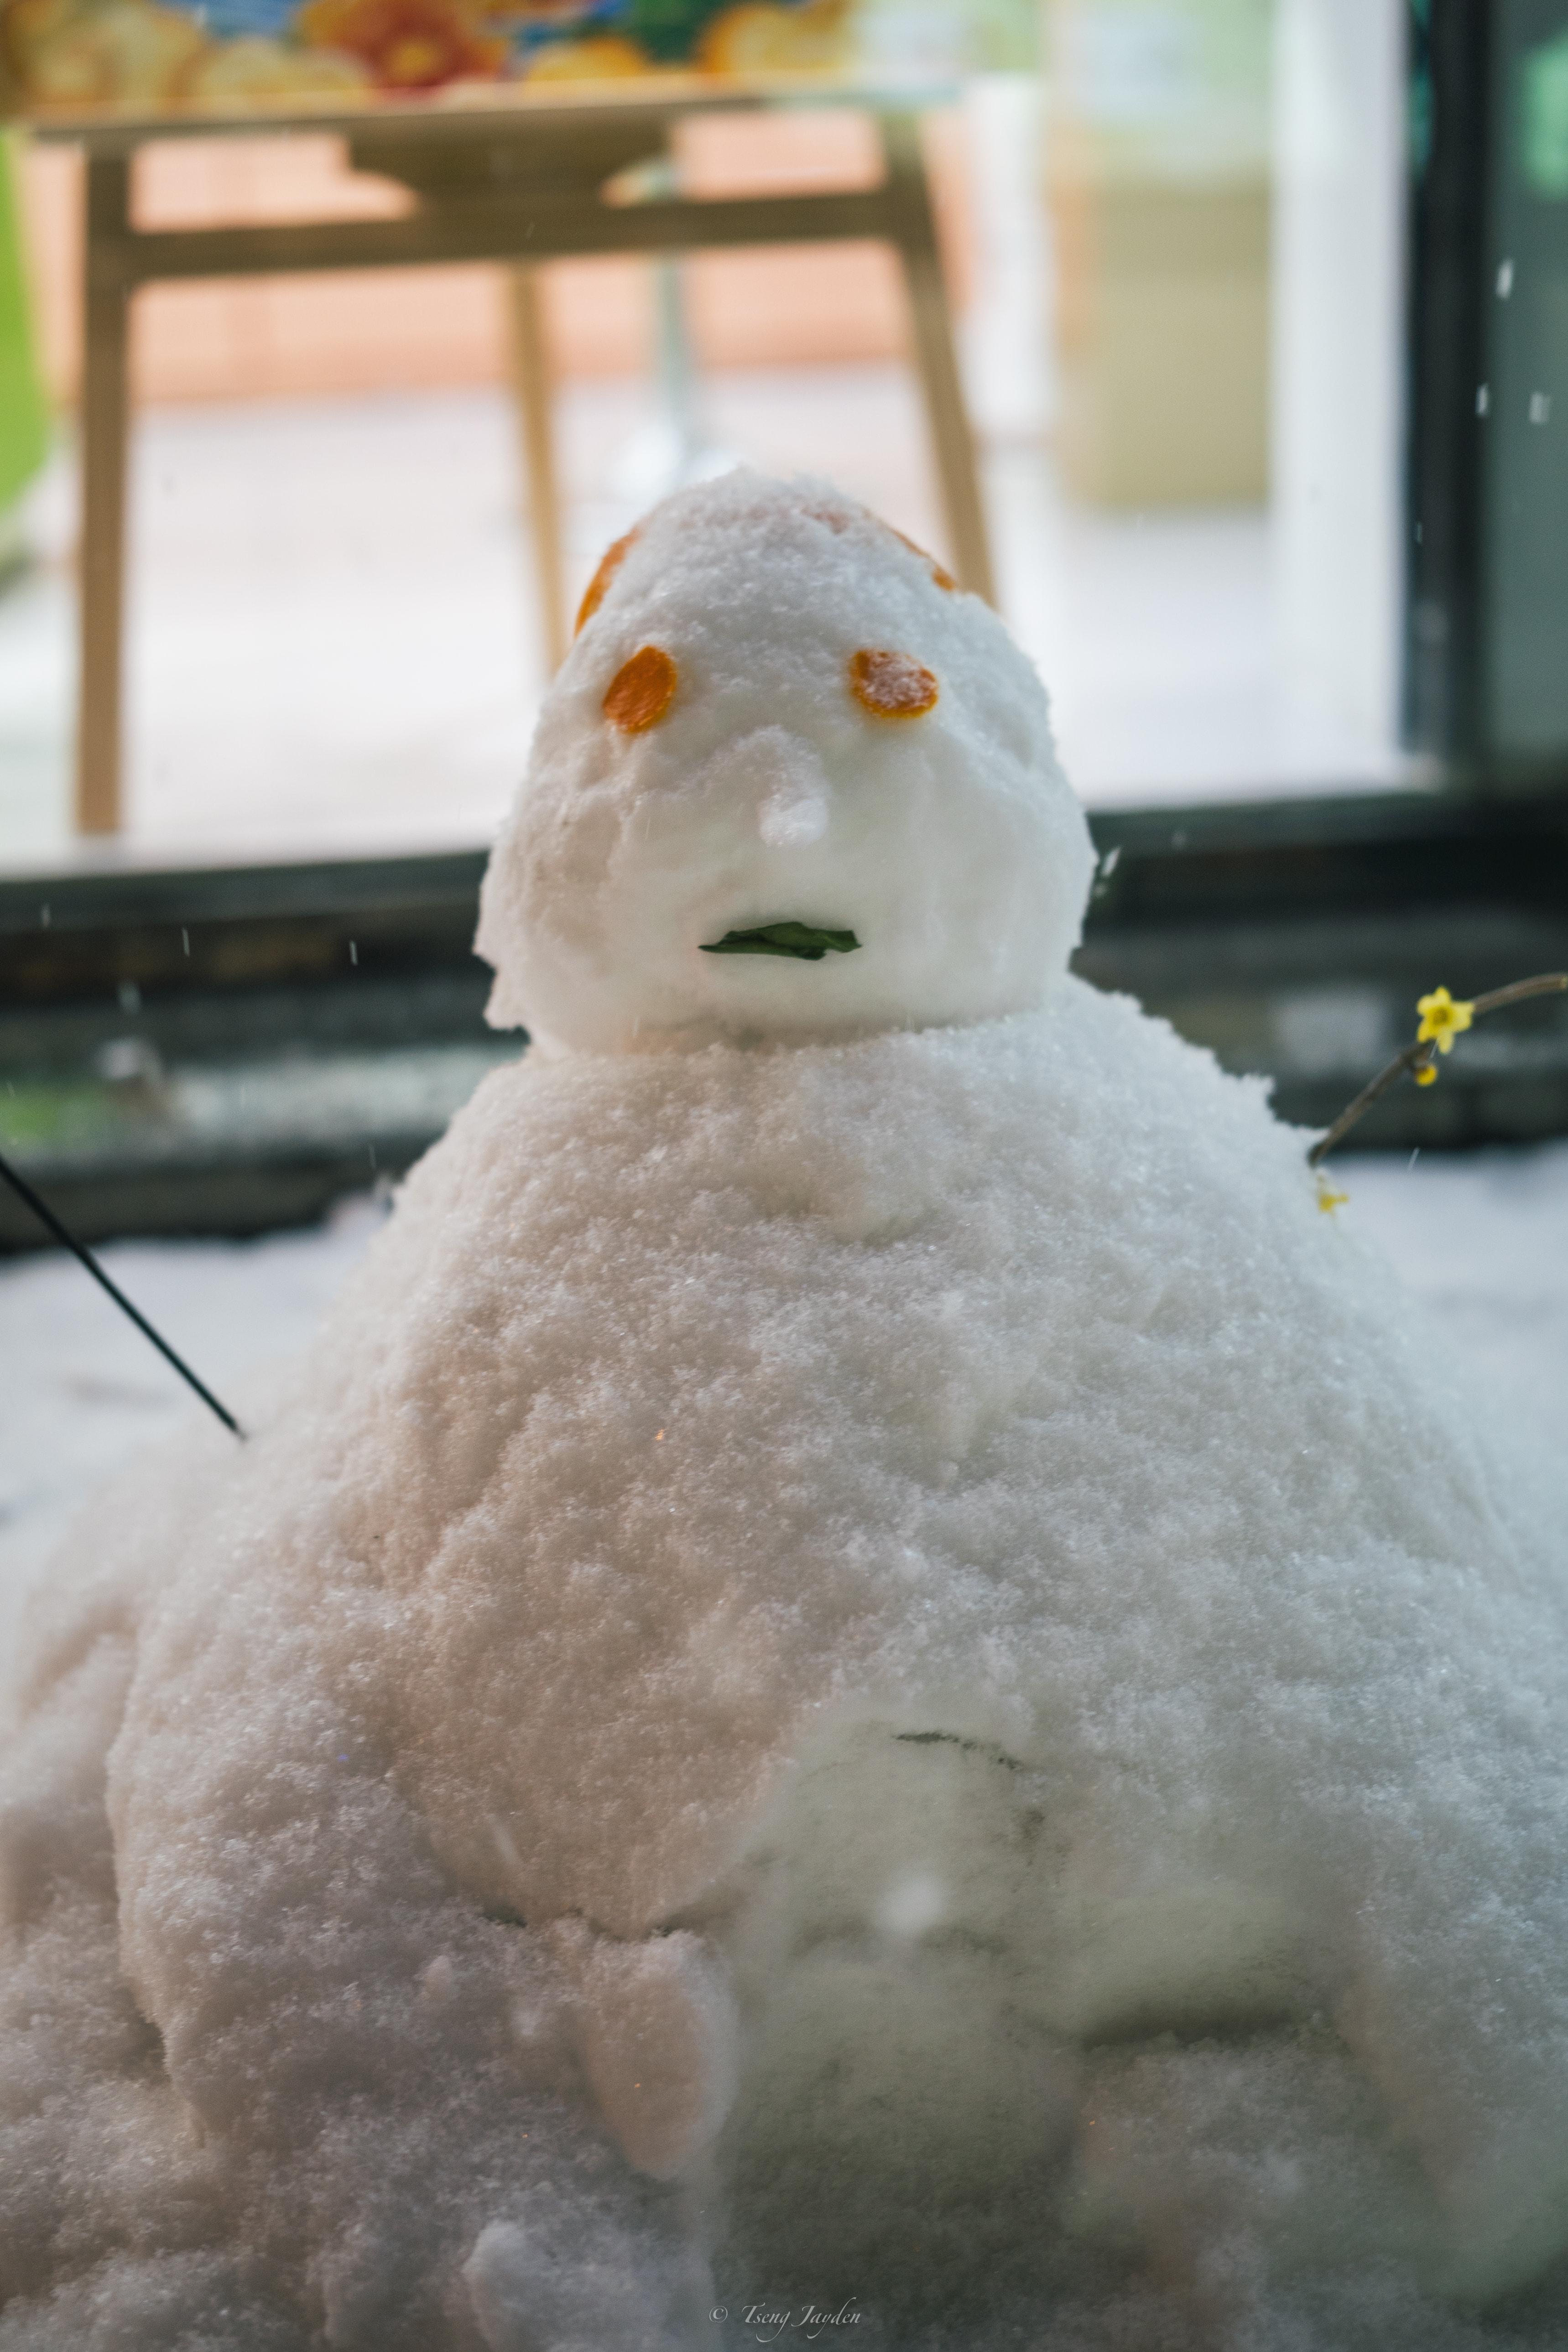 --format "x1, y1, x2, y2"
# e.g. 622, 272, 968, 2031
0, 1148, 245, 1439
